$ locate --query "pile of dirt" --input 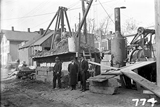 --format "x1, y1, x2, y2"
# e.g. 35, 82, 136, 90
1, 79, 76, 107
